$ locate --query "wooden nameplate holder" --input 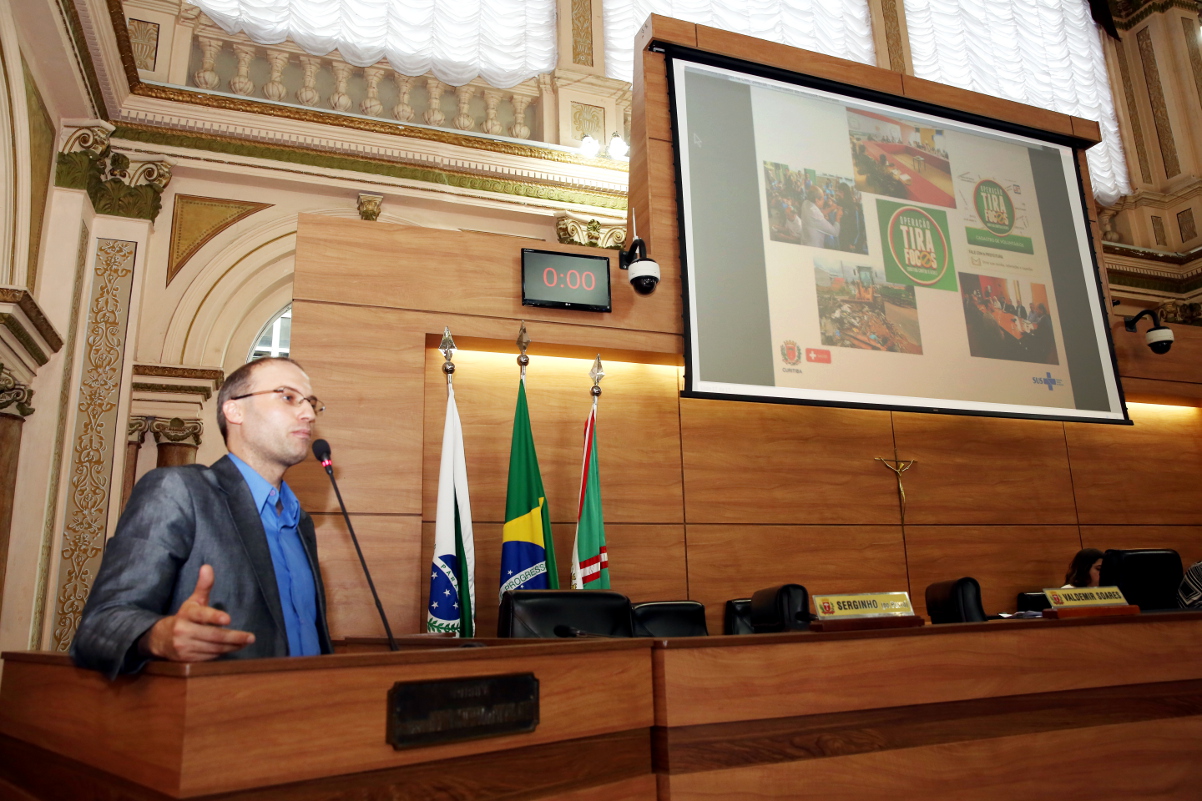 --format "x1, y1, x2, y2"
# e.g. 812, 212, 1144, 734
809, 615, 925, 633
1042, 605, 1141, 620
